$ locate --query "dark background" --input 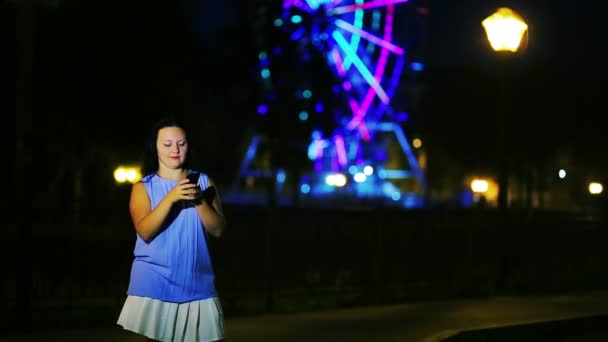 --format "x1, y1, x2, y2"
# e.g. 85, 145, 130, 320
6, 0, 608, 336
9, 0, 608, 186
